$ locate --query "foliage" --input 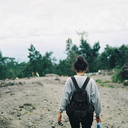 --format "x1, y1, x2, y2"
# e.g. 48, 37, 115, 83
0, 51, 6, 79
98, 44, 128, 70
95, 79, 102, 83
78, 33, 100, 72
96, 79, 114, 88
0, 34, 128, 80
111, 69, 125, 83
63, 38, 79, 76
23, 44, 55, 77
